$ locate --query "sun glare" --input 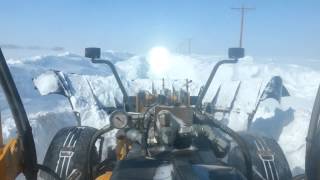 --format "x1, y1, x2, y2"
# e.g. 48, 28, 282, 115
147, 46, 171, 76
